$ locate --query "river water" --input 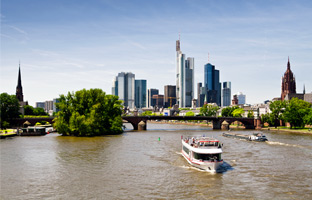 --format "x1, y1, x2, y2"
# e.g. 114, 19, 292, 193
1, 123, 312, 199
